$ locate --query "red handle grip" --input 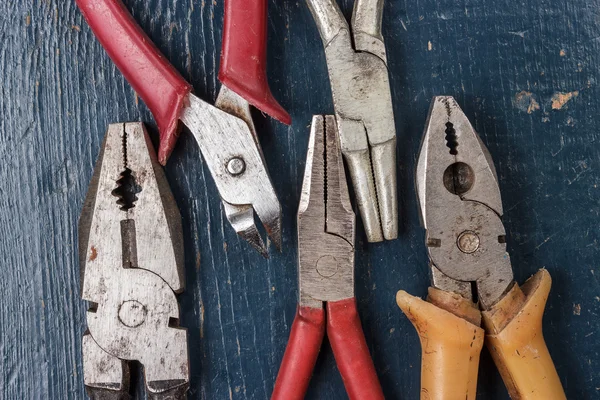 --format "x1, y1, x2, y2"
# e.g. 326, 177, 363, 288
219, 0, 291, 125
328, 298, 385, 400
271, 306, 325, 400
76, 0, 192, 165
